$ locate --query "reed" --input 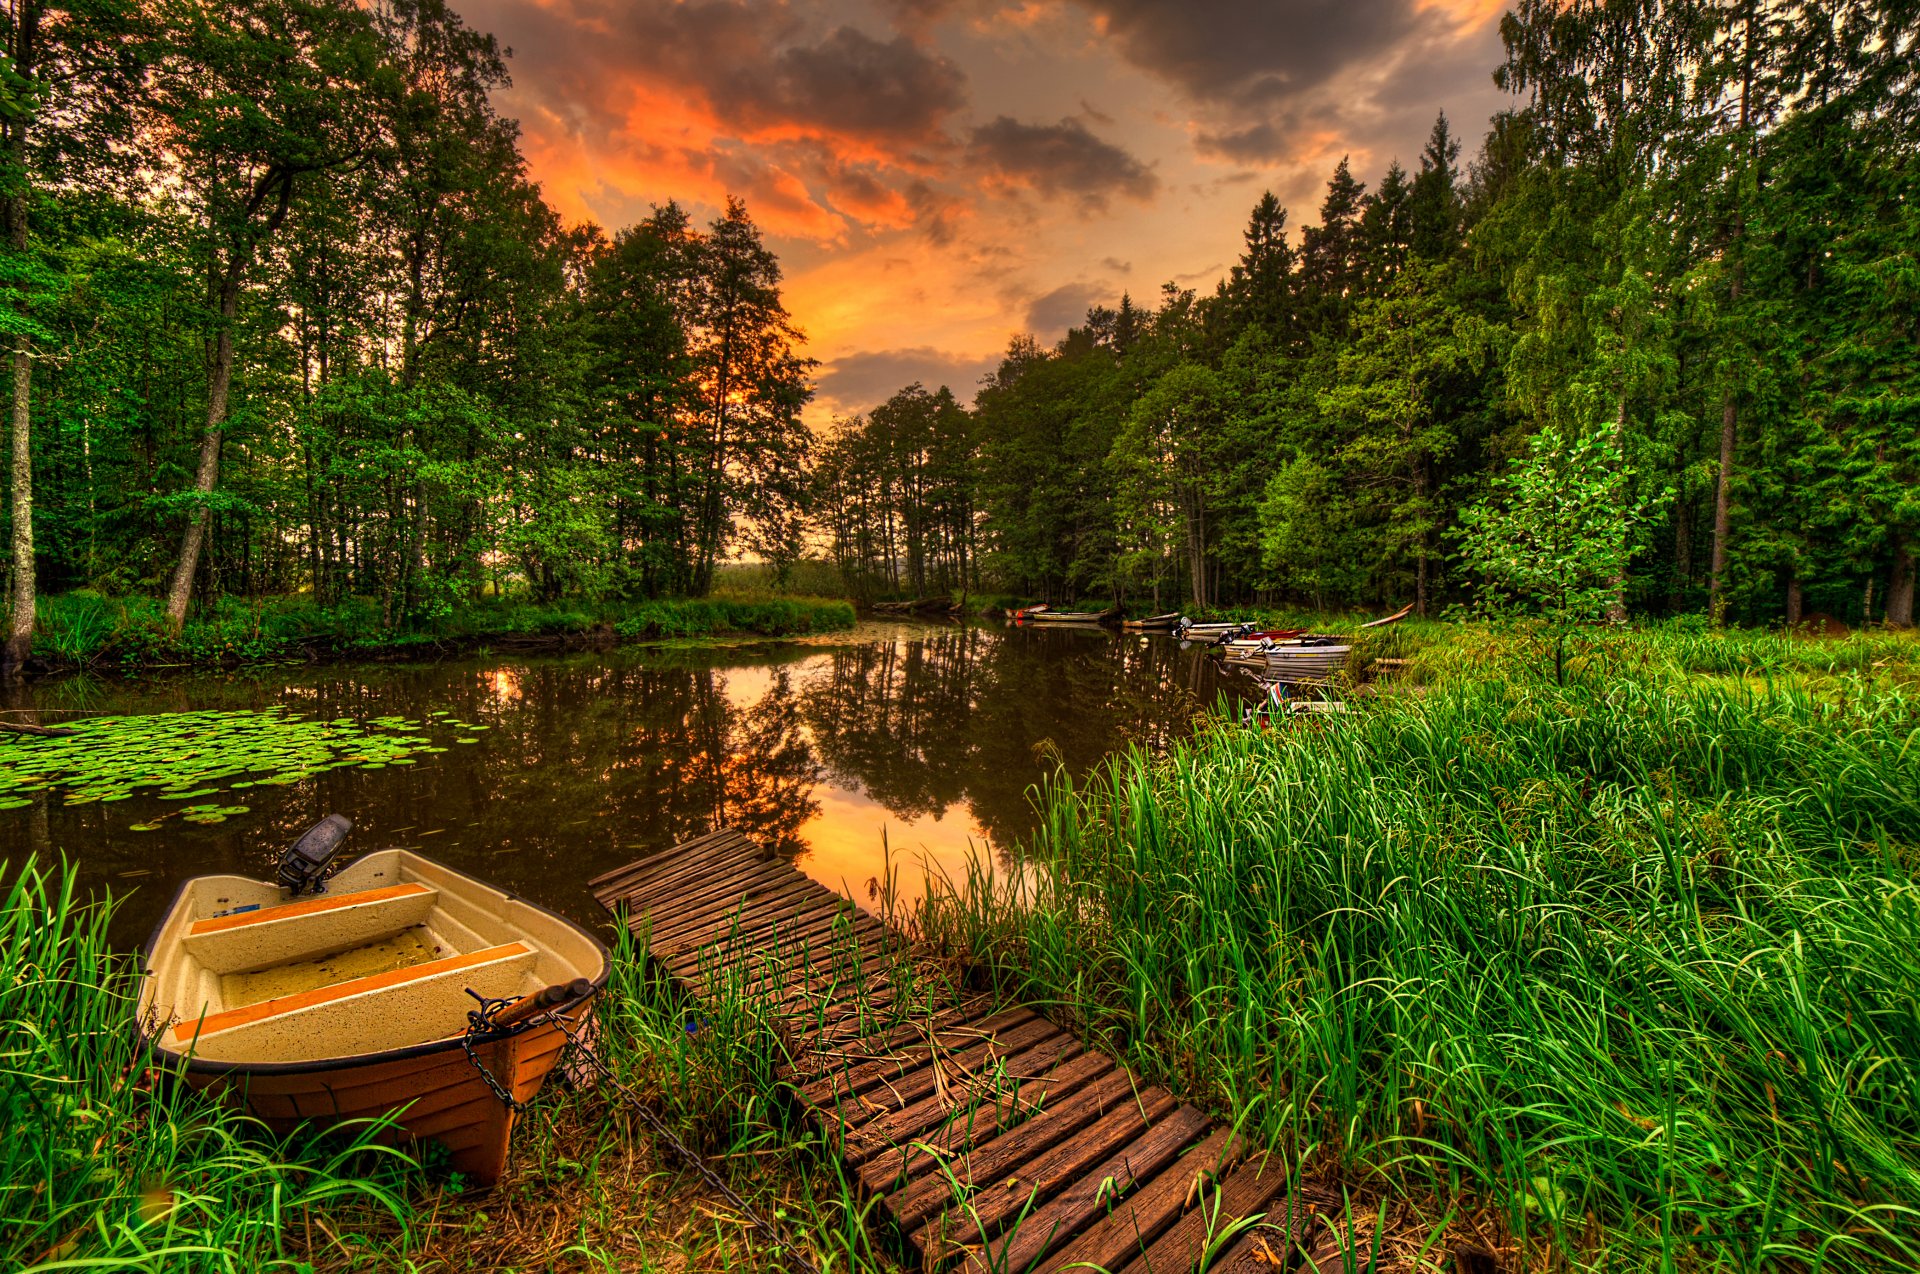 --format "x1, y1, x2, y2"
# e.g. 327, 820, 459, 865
0, 857, 412, 1271
918, 626, 1920, 1271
